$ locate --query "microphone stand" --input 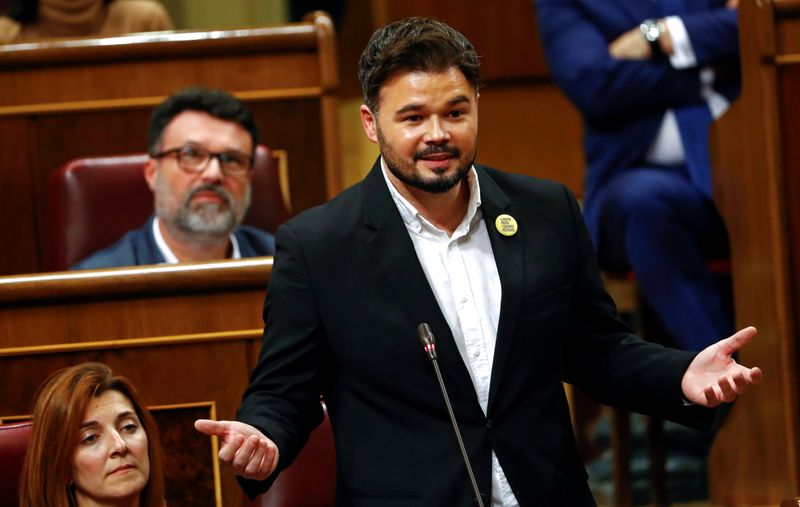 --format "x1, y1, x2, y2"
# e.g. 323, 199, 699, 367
417, 323, 485, 507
